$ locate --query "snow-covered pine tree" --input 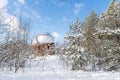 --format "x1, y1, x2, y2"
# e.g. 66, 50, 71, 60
63, 18, 87, 70
82, 11, 98, 71
64, 11, 99, 71
96, 0, 120, 71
